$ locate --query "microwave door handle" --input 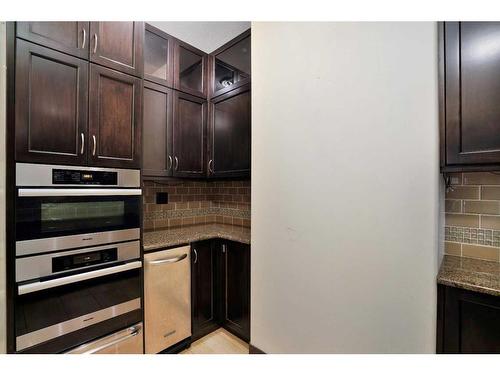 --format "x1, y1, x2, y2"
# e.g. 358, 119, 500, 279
18, 261, 142, 295
147, 254, 188, 265
75, 326, 141, 354
18, 188, 142, 197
